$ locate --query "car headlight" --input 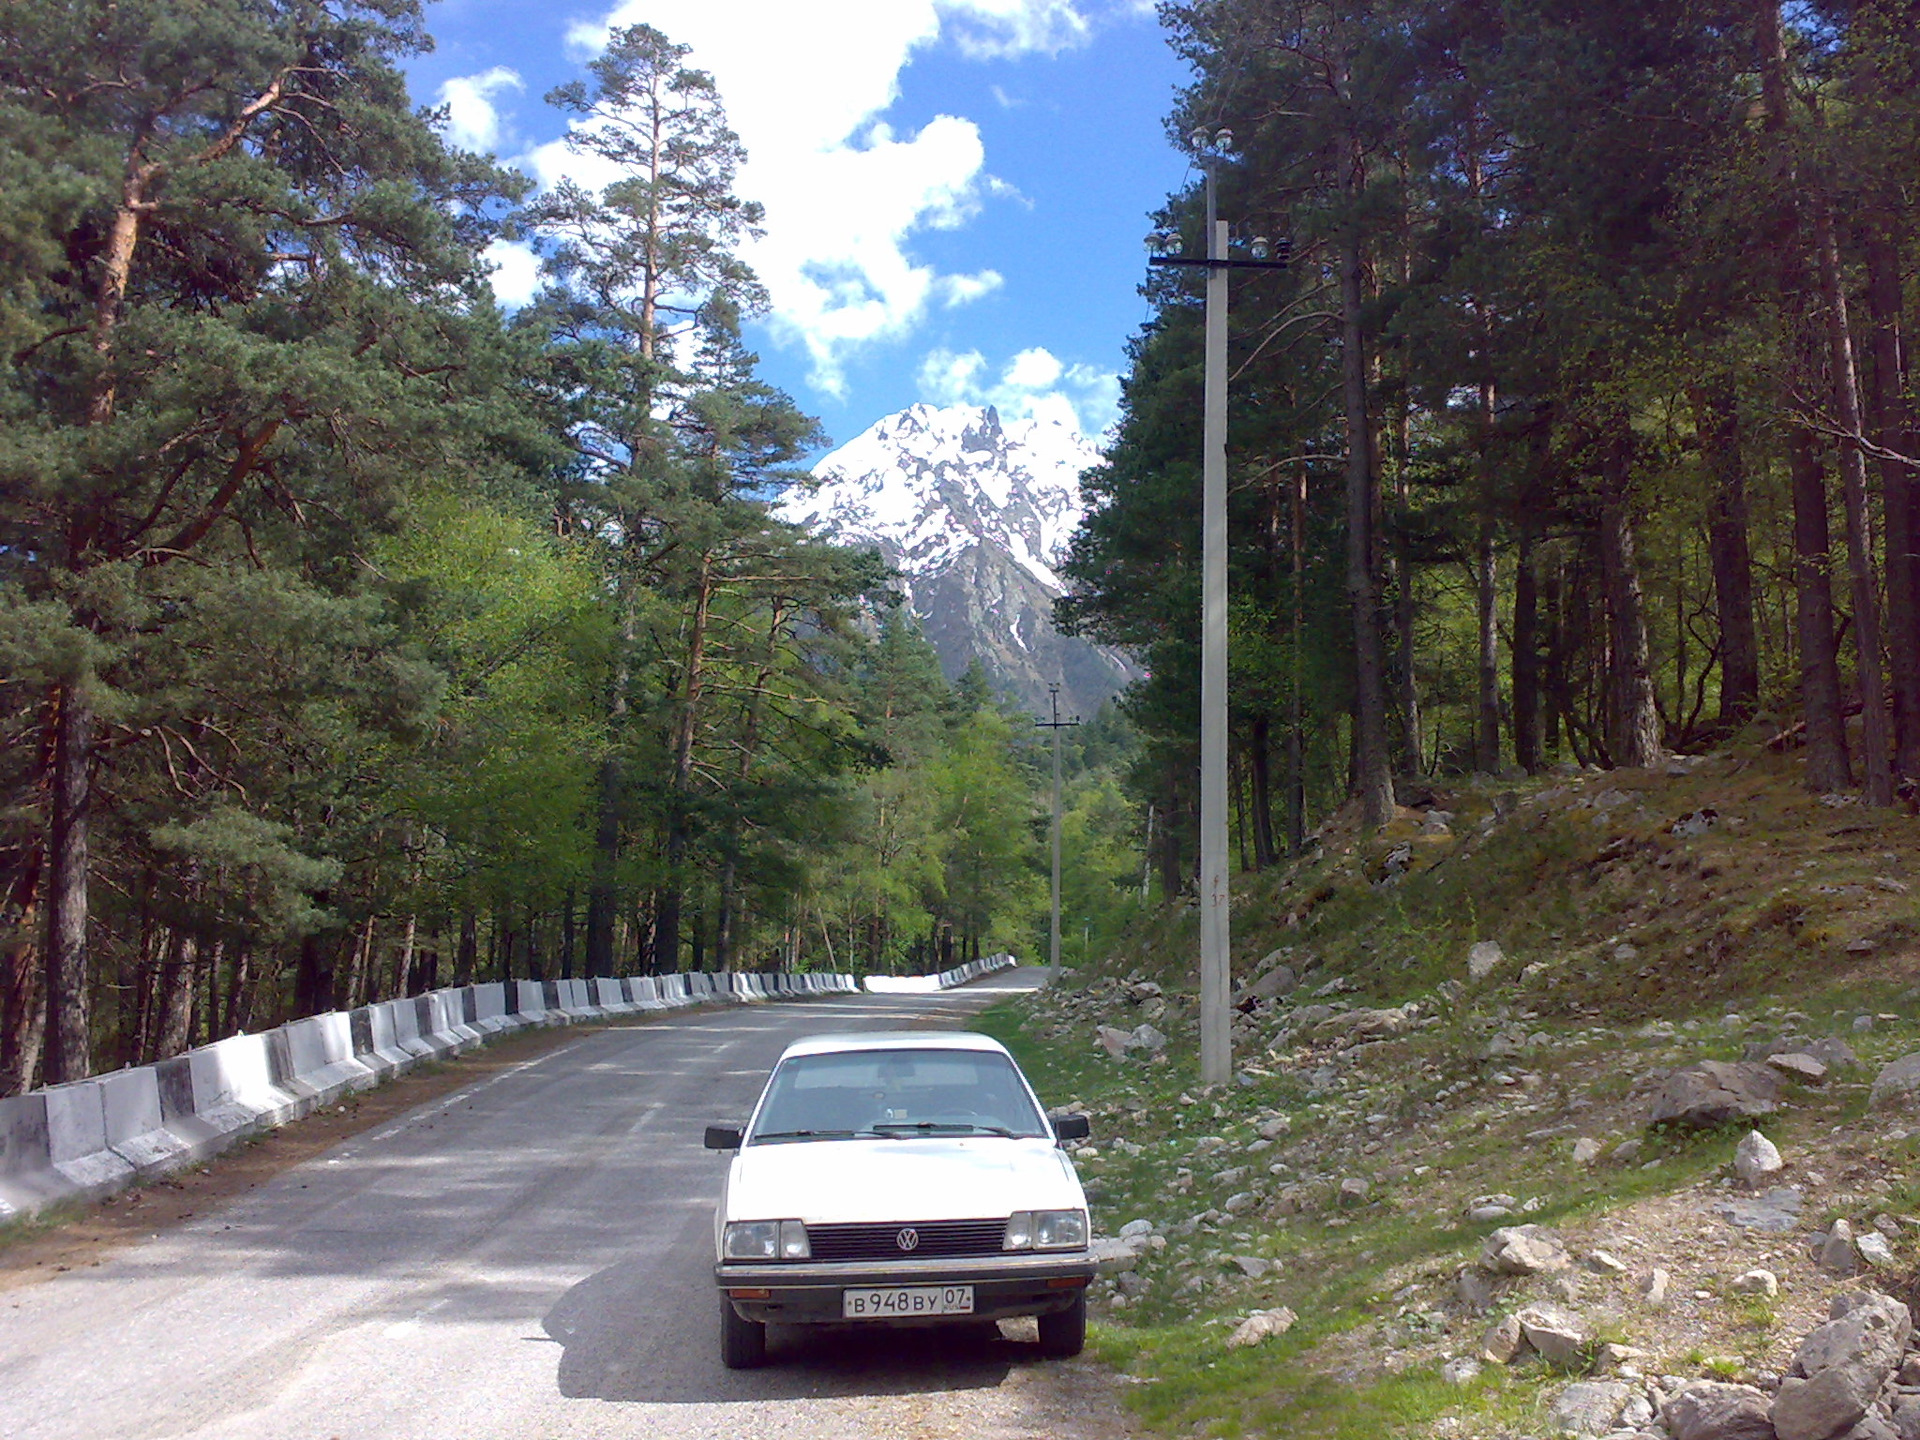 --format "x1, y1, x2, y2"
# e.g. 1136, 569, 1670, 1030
723, 1220, 810, 1260
1003, 1209, 1087, 1251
